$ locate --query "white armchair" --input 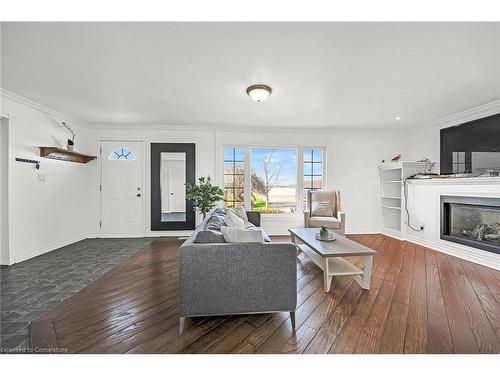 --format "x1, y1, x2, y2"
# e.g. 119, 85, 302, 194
304, 191, 346, 236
